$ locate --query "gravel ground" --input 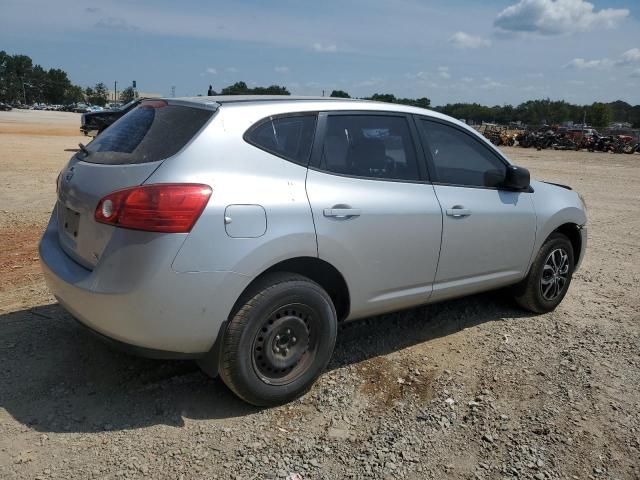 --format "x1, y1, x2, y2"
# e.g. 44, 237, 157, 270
1, 111, 639, 479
